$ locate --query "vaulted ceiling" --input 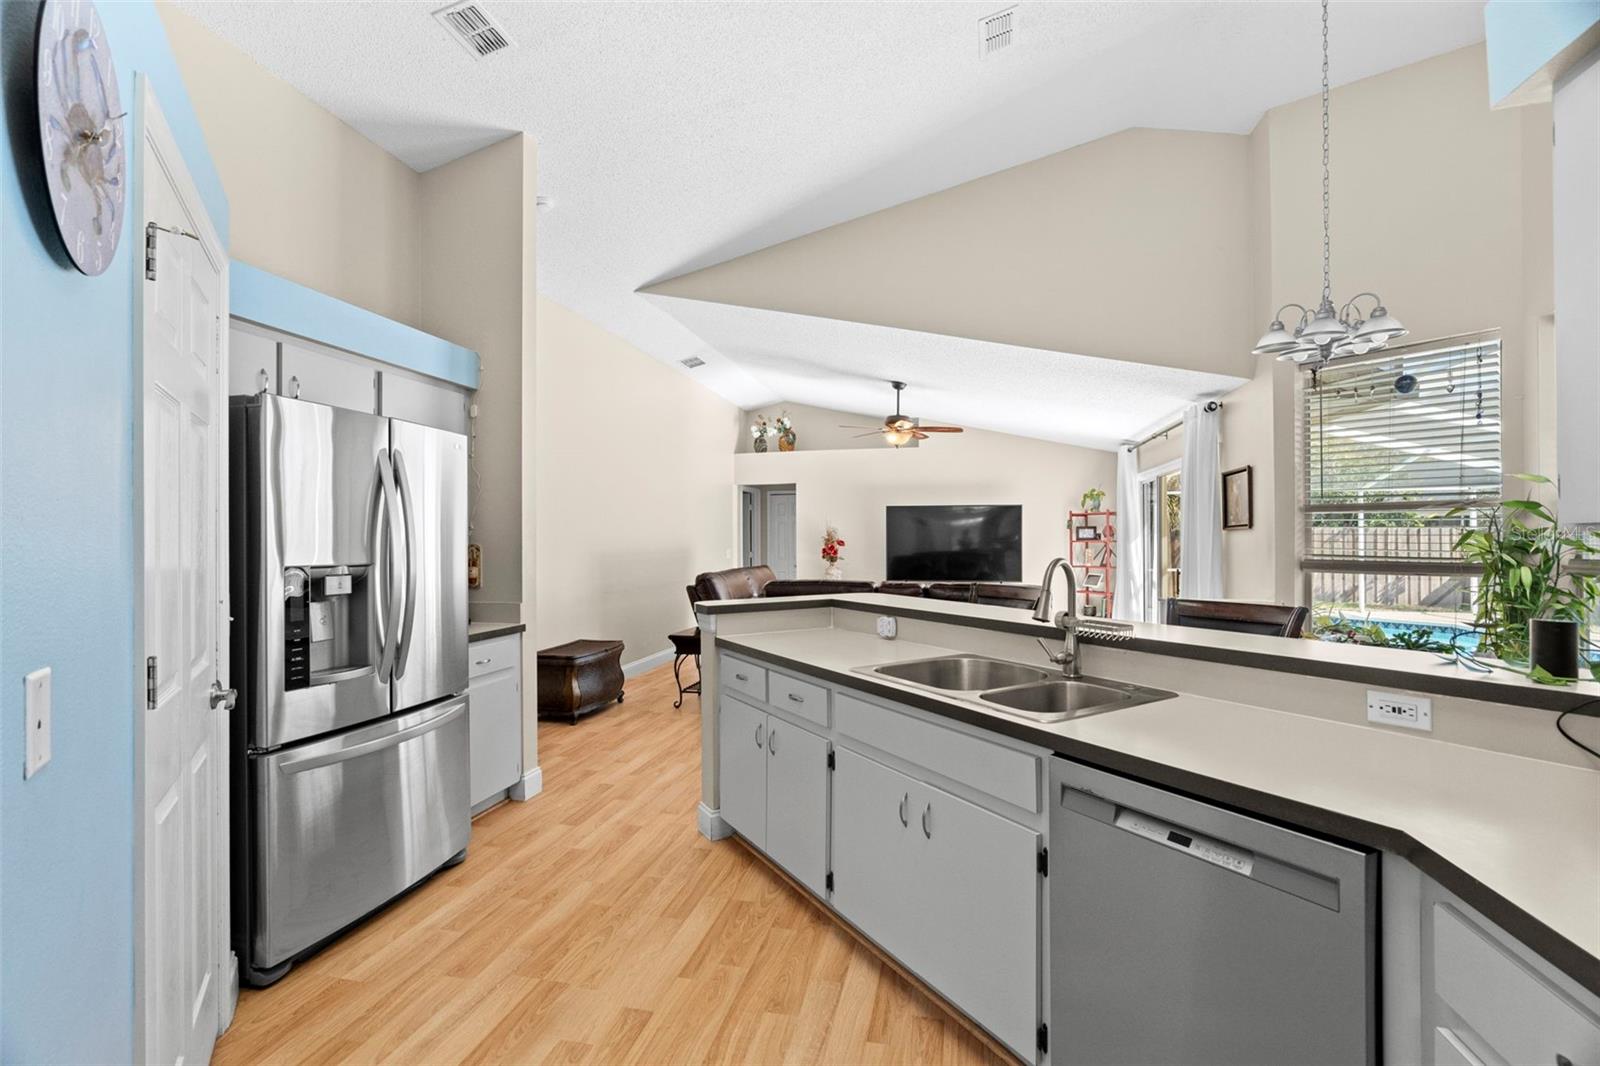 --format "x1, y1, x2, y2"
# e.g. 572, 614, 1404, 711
176, 0, 1485, 447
